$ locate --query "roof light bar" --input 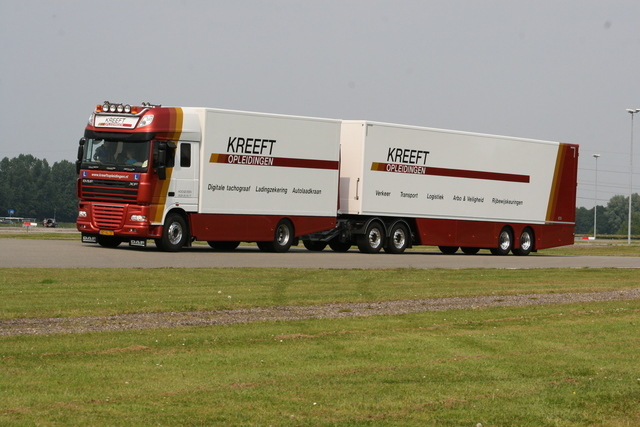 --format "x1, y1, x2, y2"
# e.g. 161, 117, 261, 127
96, 101, 138, 114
